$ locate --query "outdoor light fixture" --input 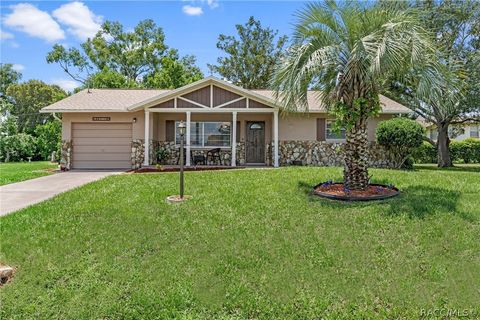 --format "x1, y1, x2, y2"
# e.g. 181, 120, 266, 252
178, 121, 186, 199
132, 117, 137, 123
